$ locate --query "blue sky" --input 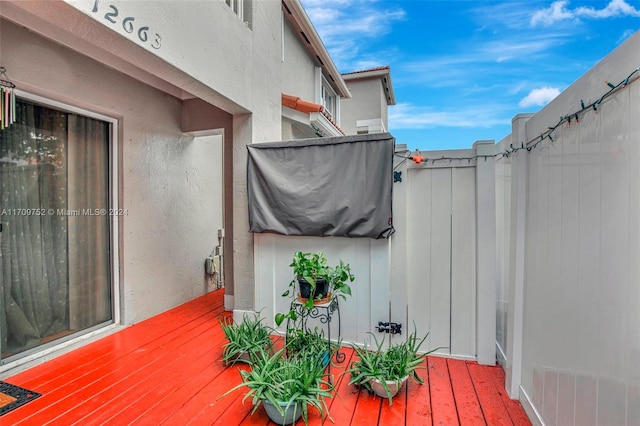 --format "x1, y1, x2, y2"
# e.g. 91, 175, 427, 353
300, 0, 640, 151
